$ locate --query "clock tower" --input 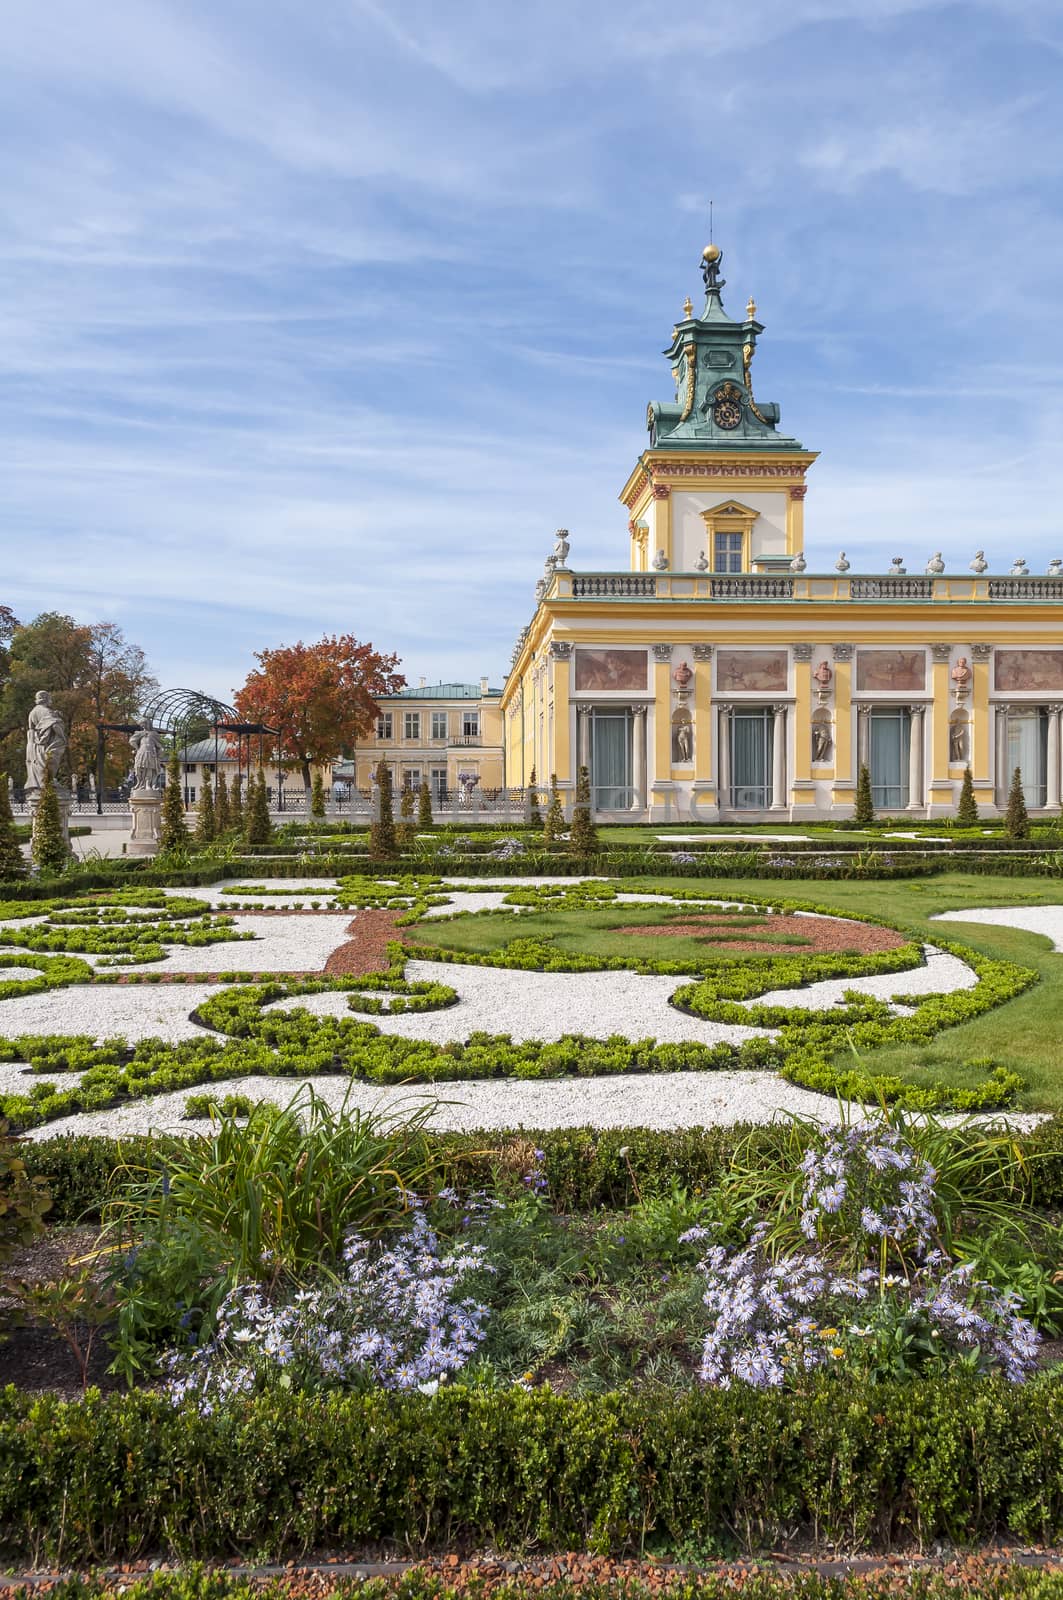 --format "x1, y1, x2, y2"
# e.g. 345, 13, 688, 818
622, 243, 817, 574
